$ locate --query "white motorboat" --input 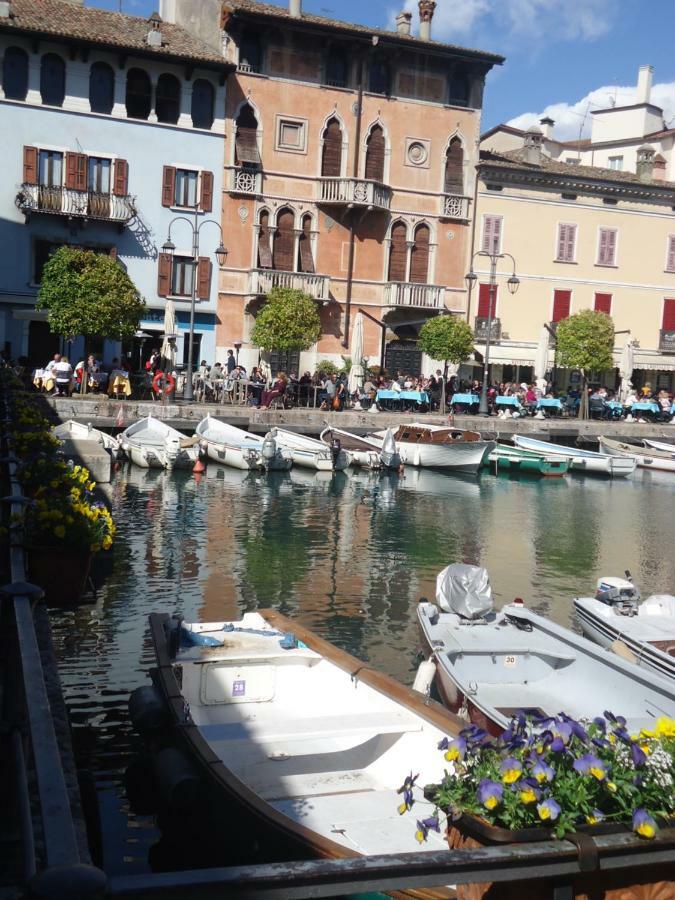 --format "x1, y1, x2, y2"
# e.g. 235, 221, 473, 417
273, 428, 349, 472
195, 417, 292, 472
370, 424, 494, 473
120, 415, 199, 470
599, 436, 675, 473
643, 438, 675, 456
139, 609, 462, 884
417, 564, 675, 736
574, 575, 675, 682
514, 435, 636, 477
53, 419, 119, 452
320, 426, 400, 470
